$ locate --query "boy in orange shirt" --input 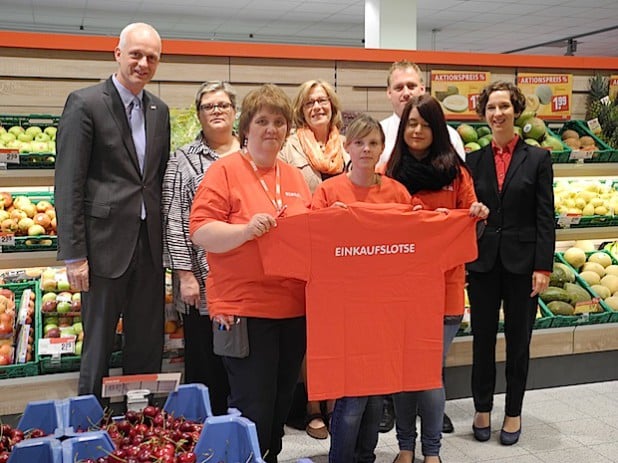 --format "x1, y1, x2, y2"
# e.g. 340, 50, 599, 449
313, 115, 412, 463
